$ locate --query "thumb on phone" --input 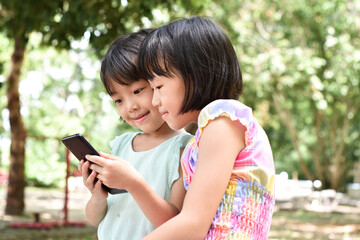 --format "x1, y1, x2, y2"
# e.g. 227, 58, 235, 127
85, 154, 105, 166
